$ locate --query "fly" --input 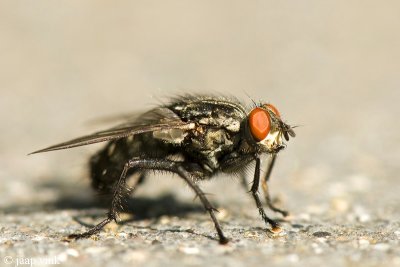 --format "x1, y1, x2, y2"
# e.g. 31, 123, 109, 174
30, 95, 296, 244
